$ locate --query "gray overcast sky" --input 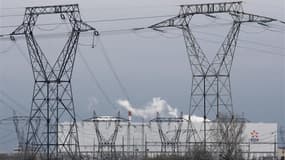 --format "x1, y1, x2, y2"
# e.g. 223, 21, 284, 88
0, 0, 284, 152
